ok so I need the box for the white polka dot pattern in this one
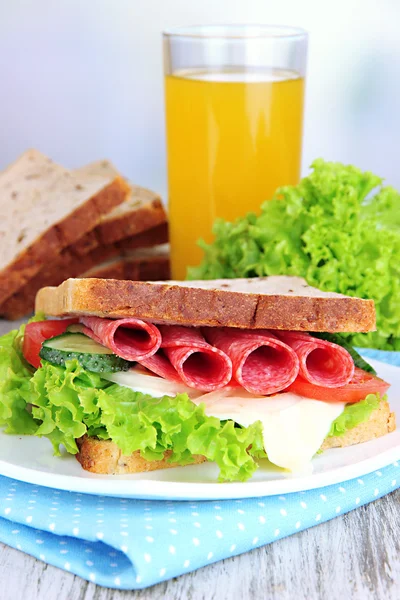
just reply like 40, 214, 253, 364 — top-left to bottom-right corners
0, 462, 397, 590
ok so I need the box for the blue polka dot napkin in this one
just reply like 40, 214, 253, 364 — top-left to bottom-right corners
0, 349, 398, 590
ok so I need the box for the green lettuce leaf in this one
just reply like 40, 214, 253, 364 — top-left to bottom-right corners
26, 359, 264, 482
328, 393, 382, 437
0, 323, 264, 481
188, 160, 400, 350
0, 322, 387, 481
0, 327, 38, 434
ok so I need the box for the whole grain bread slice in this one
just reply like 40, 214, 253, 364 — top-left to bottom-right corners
0, 150, 130, 305
76, 437, 207, 475
35, 275, 376, 332
75, 401, 395, 474
0, 227, 169, 320
321, 400, 396, 449
72, 161, 167, 253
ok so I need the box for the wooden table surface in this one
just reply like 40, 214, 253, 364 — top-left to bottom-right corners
0, 320, 399, 600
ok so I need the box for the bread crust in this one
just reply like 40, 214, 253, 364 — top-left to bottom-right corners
83, 253, 170, 282
75, 403, 395, 475
76, 436, 207, 475
35, 276, 376, 332
97, 198, 167, 245
72, 199, 167, 255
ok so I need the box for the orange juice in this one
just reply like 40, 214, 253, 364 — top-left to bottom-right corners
165, 68, 305, 279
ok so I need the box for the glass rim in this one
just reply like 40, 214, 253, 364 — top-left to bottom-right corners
163, 24, 308, 40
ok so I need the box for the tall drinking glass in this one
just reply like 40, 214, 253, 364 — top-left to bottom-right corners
163, 25, 308, 279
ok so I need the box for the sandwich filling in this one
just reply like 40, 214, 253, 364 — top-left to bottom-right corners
0, 314, 391, 481
78, 317, 357, 394
105, 369, 346, 473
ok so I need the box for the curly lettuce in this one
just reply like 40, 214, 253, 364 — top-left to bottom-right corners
188, 159, 400, 350
0, 328, 38, 434
29, 360, 266, 482
0, 325, 387, 481
0, 324, 265, 481
328, 393, 381, 437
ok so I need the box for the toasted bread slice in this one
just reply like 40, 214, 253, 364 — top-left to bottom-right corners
75, 401, 395, 475
35, 276, 376, 332
117, 223, 168, 254
0, 150, 130, 305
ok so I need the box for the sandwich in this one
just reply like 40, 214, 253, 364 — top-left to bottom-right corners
0, 276, 395, 482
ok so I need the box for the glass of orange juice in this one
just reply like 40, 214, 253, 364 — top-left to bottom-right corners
163, 25, 308, 279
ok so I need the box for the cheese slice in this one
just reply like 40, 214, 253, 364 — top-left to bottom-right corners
106, 368, 345, 472
104, 367, 203, 399
192, 389, 345, 472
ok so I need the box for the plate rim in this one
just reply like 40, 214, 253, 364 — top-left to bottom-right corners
0, 357, 398, 500
0, 437, 398, 500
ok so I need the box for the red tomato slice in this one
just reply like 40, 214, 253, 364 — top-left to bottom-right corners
22, 319, 78, 369
288, 367, 390, 404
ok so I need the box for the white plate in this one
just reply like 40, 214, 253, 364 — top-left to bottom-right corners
0, 358, 399, 500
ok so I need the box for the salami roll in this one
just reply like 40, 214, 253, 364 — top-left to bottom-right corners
203, 328, 300, 395
79, 316, 161, 361
140, 325, 232, 391
275, 331, 355, 388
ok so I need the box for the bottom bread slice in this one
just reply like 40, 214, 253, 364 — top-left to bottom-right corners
76, 436, 207, 474
321, 400, 395, 449
76, 401, 396, 475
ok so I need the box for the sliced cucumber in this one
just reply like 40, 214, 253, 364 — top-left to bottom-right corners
39, 332, 131, 373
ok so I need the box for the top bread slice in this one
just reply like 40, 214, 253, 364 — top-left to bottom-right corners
0, 150, 130, 305
35, 275, 376, 332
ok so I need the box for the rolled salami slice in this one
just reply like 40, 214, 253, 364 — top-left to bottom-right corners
138, 352, 182, 384
275, 331, 355, 388
203, 328, 300, 395
79, 316, 161, 362
141, 325, 232, 391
